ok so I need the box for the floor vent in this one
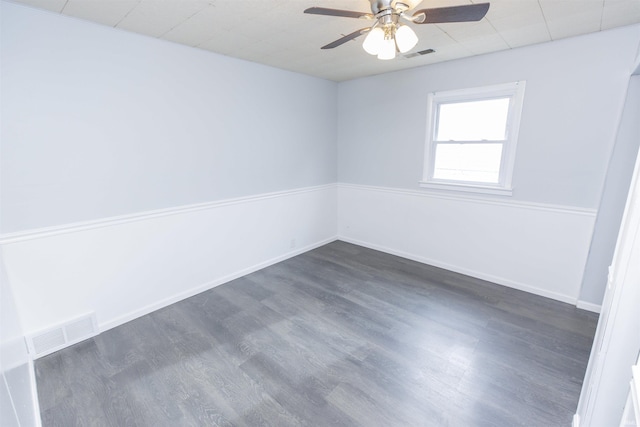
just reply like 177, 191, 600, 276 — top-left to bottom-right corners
27, 313, 98, 359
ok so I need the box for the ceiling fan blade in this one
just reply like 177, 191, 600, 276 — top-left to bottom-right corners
321, 28, 370, 49
304, 7, 373, 20
412, 3, 490, 24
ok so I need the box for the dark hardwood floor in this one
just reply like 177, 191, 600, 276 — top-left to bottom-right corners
35, 241, 598, 426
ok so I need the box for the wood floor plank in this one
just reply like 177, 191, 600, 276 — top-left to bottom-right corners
35, 241, 598, 426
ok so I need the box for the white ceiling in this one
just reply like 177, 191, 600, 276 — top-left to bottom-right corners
9, 0, 640, 81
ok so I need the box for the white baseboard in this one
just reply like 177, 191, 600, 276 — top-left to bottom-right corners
99, 236, 338, 333
576, 300, 602, 313
338, 236, 578, 306
573, 413, 580, 427
98, 236, 599, 334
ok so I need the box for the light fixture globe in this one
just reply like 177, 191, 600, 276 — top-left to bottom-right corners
363, 27, 385, 55
395, 24, 418, 53
377, 37, 396, 60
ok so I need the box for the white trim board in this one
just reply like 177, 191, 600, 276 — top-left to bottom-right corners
576, 300, 602, 314
338, 182, 597, 217
0, 184, 336, 245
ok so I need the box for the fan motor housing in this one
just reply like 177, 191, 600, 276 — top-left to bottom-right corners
369, 0, 421, 14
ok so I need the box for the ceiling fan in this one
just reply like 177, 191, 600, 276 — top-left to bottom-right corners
304, 0, 490, 60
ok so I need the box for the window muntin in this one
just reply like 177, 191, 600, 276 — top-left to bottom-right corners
421, 81, 525, 196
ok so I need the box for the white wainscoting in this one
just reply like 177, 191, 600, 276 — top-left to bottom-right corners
338, 183, 597, 305
1, 185, 338, 341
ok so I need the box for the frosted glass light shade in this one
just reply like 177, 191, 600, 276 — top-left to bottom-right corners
377, 38, 396, 60
395, 25, 418, 53
363, 27, 385, 55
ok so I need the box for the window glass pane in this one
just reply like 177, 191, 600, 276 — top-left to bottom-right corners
433, 143, 503, 183
436, 98, 510, 141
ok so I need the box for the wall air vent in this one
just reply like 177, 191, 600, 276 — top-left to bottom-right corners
26, 313, 98, 359
404, 48, 435, 59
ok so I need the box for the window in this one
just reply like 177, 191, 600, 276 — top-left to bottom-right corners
420, 81, 526, 196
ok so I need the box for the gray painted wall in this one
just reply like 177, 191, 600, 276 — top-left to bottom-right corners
337, 25, 640, 209
1, 2, 338, 233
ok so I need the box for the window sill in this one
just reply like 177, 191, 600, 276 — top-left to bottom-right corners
418, 181, 513, 196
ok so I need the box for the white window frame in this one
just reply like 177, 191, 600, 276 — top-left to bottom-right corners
420, 81, 526, 196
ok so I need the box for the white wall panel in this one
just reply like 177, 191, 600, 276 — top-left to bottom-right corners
338, 184, 596, 304
2, 185, 337, 337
